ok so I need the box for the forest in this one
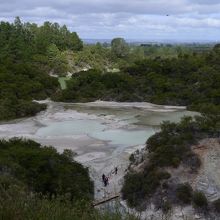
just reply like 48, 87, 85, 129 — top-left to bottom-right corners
58, 45, 220, 115
0, 17, 82, 120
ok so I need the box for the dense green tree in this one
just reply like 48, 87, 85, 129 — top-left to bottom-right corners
111, 38, 129, 58
176, 183, 193, 204
57, 69, 138, 102
193, 191, 208, 208
47, 44, 68, 75
0, 138, 93, 201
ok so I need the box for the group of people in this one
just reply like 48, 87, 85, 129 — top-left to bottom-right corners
102, 167, 118, 187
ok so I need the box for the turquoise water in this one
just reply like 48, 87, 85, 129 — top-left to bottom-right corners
36, 120, 106, 136
90, 127, 157, 146
36, 119, 152, 146
36, 105, 198, 147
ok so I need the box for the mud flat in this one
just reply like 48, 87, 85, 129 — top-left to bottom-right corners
0, 101, 198, 200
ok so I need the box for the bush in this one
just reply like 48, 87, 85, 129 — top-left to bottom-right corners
0, 138, 94, 202
213, 199, 220, 213
0, 185, 138, 220
161, 201, 172, 213
193, 191, 208, 208
129, 154, 135, 163
122, 168, 171, 209
176, 183, 193, 204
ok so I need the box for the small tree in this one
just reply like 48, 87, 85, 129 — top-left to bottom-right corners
193, 191, 208, 208
62, 149, 77, 161
176, 183, 193, 204
161, 200, 172, 213
47, 44, 68, 75
111, 38, 129, 58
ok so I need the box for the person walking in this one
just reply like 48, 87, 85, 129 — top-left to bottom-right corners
102, 174, 106, 182
104, 176, 109, 187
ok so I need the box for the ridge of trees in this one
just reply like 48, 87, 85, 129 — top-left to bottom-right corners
57, 45, 220, 114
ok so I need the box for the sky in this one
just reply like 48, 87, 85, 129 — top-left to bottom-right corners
1, 0, 220, 42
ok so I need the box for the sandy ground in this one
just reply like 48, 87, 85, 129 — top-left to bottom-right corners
193, 139, 220, 202
77, 101, 186, 111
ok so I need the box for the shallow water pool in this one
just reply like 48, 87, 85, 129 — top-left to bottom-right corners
36, 120, 106, 136
90, 127, 157, 146
35, 103, 198, 148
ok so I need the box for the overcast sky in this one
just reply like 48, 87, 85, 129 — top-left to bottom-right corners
1, 0, 220, 41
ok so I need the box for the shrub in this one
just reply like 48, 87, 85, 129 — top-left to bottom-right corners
0, 138, 94, 202
176, 183, 193, 204
171, 157, 180, 168
161, 201, 172, 213
129, 154, 135, 163
122, 168, 171, 209
0, 185, 138, 220
213, 199, 220, 213
193, 191, 208, 208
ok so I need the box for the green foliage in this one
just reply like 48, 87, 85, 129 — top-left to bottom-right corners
71, 44, 113, 72
176, 183, 193, 204
0, 139, 139, 219
0, 138, 94, 201
192, 191, 208, 208
122, 112, 219, 210
1, 17, 220, 216
129, 154, 135, 163
57, 69, 137, 102
161, 201, 172, 213
47, 44, 68, 75
111, 38, 129, 58
33, 22, 83, 53
137, 43, 207, 59
58, 46, 220, 212
0, 63, 58, 120
0, 184, 138, 220
213, 199, 220, 213
146, 116, 202, 169
59, 46, 220, 113
0, 17, 83, 120
122, 168, 171, 208
62, 149, 77, 160
0, 100, 47, 120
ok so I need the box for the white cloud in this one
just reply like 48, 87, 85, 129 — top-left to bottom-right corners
0, 0, 220, 41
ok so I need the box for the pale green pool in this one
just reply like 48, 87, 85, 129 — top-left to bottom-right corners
36, 120, 106, 136
90, 128, 157, 146
35, 104, 198, 148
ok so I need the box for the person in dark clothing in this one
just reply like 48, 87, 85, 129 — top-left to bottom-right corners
102, 174, 106, 182
104, 176, 109, 187
115, 167, 118, 175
